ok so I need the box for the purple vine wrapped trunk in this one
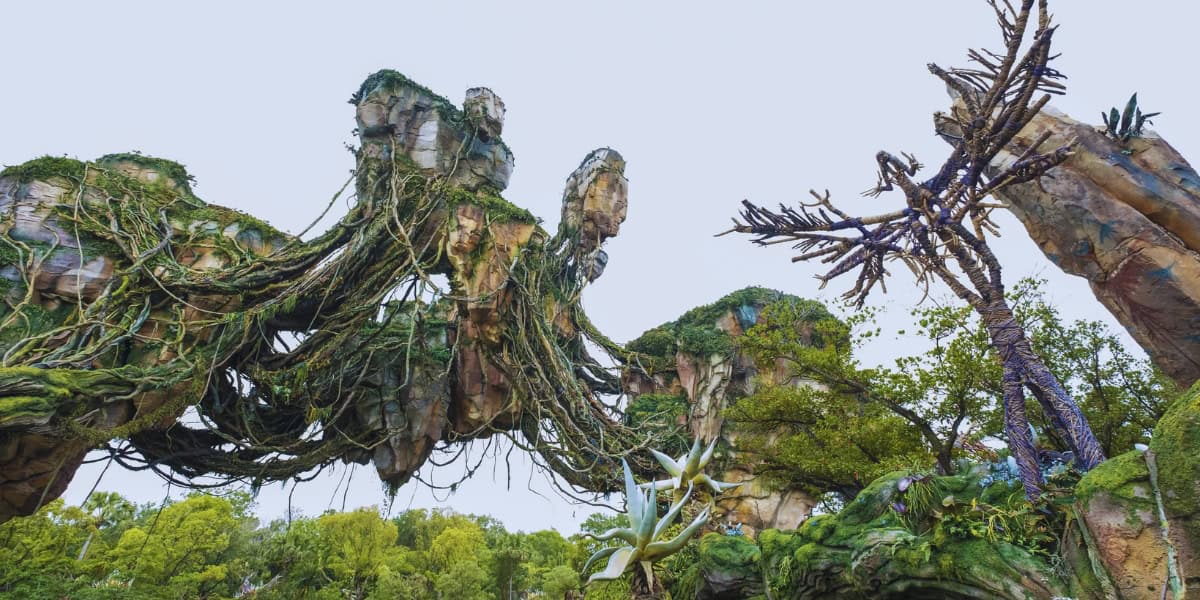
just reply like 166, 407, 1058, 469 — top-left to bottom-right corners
725, 0, 1106, 499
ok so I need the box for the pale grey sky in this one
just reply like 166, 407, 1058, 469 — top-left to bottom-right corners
3, 1, 1198, 534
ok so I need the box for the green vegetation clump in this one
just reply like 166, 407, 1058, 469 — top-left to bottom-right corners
1147, 381, 1200, 547
624, 327, 674, 357
1074, 450, 1150, 509
0, 155, 87, 183
626, 286, 831, 361
96, 152, 196, 194
0, 491, 591, 600
445, 186, 537, 224
745, 468, 1094, 598
696, 532, 760, 576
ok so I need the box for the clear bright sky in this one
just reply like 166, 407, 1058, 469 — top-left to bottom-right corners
3, 1, 1198, 534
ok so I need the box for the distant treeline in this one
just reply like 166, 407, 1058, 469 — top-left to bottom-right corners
0, 489, 634, 599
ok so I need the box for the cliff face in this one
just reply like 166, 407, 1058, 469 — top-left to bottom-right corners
623, 287, 828, 537
938, 102, 1200, 389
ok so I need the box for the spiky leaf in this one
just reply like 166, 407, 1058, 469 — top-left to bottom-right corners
581, 546, 619, 576
643, 509, 710, 561
653, 483, 694, 538
1120, 93, 1138, 136
588, 546, 636, 582
649, 448, 683, 478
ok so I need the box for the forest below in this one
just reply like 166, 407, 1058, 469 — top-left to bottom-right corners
0, 487, 623, 600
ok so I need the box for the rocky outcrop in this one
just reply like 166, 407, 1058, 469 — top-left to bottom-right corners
938, 102, 1200, 389
0, 153, 288, 521
1074, 452, 1174, 599
0, 72, 634, 521
355, 71, 513, 191
624, 288, 824, 536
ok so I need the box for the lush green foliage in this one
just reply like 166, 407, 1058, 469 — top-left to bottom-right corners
729, 279, 1172, 501
623, 393, 690, 458
579, 460, 710, 592
0, 492, 592, 600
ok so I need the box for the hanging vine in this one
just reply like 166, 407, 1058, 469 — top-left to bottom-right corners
0, 71, 663, 519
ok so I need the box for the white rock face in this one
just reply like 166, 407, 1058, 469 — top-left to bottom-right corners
464, 87, 505, 140
355, 71, 514, 191
559, 148, 628, 280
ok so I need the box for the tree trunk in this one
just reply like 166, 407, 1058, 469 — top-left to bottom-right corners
1002, 362, 1044, 499
981, 299, 1106, 484
629, 563, 666, 600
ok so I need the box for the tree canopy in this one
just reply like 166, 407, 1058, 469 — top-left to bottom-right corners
0, 491, 601, 600
729, 279, 1172, 502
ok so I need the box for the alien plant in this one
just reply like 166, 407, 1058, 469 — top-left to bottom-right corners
724, 0, 1106, 499
1101, 93, 1160, 144
642, 437, 738, 506
582, 459, 710, 599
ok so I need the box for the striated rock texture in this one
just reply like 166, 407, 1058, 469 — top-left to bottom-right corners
938, 102, 1200, 388
624, 287, 826, 536
0, 154, 289, 519
0, 71, 642, 522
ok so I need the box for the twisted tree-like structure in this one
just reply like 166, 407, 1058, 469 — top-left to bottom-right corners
0, 72, 662, 521
726, 0, 1104, 499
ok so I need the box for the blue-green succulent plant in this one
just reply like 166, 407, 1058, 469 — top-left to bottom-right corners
643, 437, 739, 503
582, 459, 710, 587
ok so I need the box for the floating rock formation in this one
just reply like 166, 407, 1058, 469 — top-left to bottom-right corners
938, 101, 1200, 389
624, 287, 830, 536
0, 71, 644, 522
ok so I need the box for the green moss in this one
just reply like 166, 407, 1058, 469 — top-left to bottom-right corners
445, 186, 536, 224
799, 514, 838, 542
1074, 450, 1150, 509
1149, 382, 1200, 516
0, 156, 87, 183
757, 529, 799, 557
626, 287, 832, 361
697, 532, 761, 572
0, 395, 57, 425
625, 327, 674, 356
1147, 382, 1200, 553
791, 542, 820, 566
96, 153, 195, 195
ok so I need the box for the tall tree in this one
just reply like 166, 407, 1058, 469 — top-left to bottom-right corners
730, 280, 1170, 501
726, 0, 1103, 498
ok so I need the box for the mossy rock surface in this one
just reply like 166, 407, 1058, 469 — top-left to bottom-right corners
691, 533, 763, 599
737, 470, 1097, 599
626, 286, 833, 361
1148, 381, 1200, 582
